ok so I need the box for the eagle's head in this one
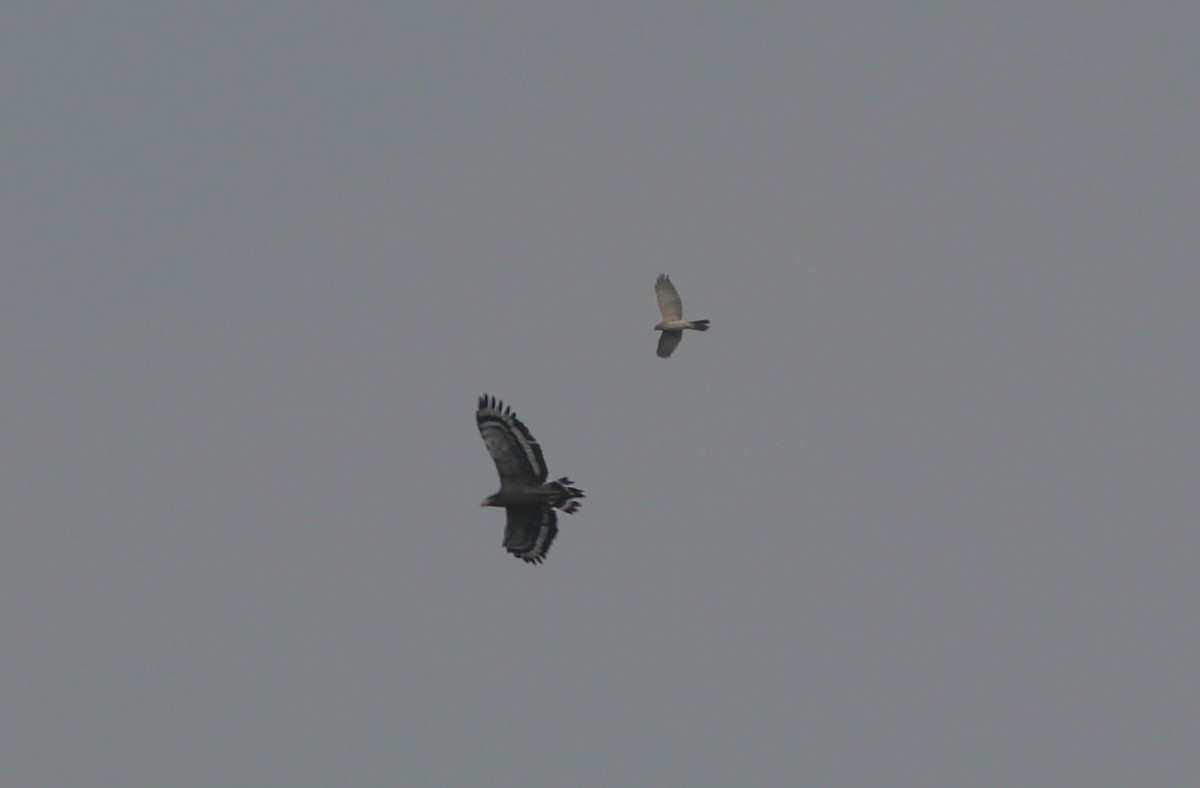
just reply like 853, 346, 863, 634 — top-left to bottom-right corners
480, 494, 499, 507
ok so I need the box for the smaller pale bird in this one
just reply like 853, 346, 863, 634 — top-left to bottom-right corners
654, 274, 710, 358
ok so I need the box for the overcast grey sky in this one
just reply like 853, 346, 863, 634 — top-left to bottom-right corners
3, 3, 1198, 786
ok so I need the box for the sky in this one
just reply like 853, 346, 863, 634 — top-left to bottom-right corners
2, 3, 1198, 786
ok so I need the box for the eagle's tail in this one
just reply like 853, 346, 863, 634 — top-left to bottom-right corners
685, 319, 711, 331
550, 477, 585, 514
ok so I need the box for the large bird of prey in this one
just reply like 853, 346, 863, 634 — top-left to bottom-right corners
477, 395, 584, 564
654, 274, 710, 358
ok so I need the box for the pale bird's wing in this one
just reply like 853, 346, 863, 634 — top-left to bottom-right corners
655, 274, 683, 321
656, 330, 683, 358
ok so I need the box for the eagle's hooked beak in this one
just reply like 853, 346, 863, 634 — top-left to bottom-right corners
480, 496, 494, 507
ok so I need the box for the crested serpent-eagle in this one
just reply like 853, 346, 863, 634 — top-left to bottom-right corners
654, 274, 710, 358
477, 395, 584, 564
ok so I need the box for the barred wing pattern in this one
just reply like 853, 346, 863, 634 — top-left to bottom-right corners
477, 395, 583, 564
476, 395, 548, 486
503, 507, 558, 566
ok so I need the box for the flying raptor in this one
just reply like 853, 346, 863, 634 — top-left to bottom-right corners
476, 395, 584, 564
654, 274, 710, 358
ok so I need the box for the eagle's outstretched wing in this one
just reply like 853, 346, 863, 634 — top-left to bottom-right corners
476, 394, 548, 486
503, 506, 558, 564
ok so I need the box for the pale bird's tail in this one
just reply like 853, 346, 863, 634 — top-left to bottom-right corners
685, 320, 711, 331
